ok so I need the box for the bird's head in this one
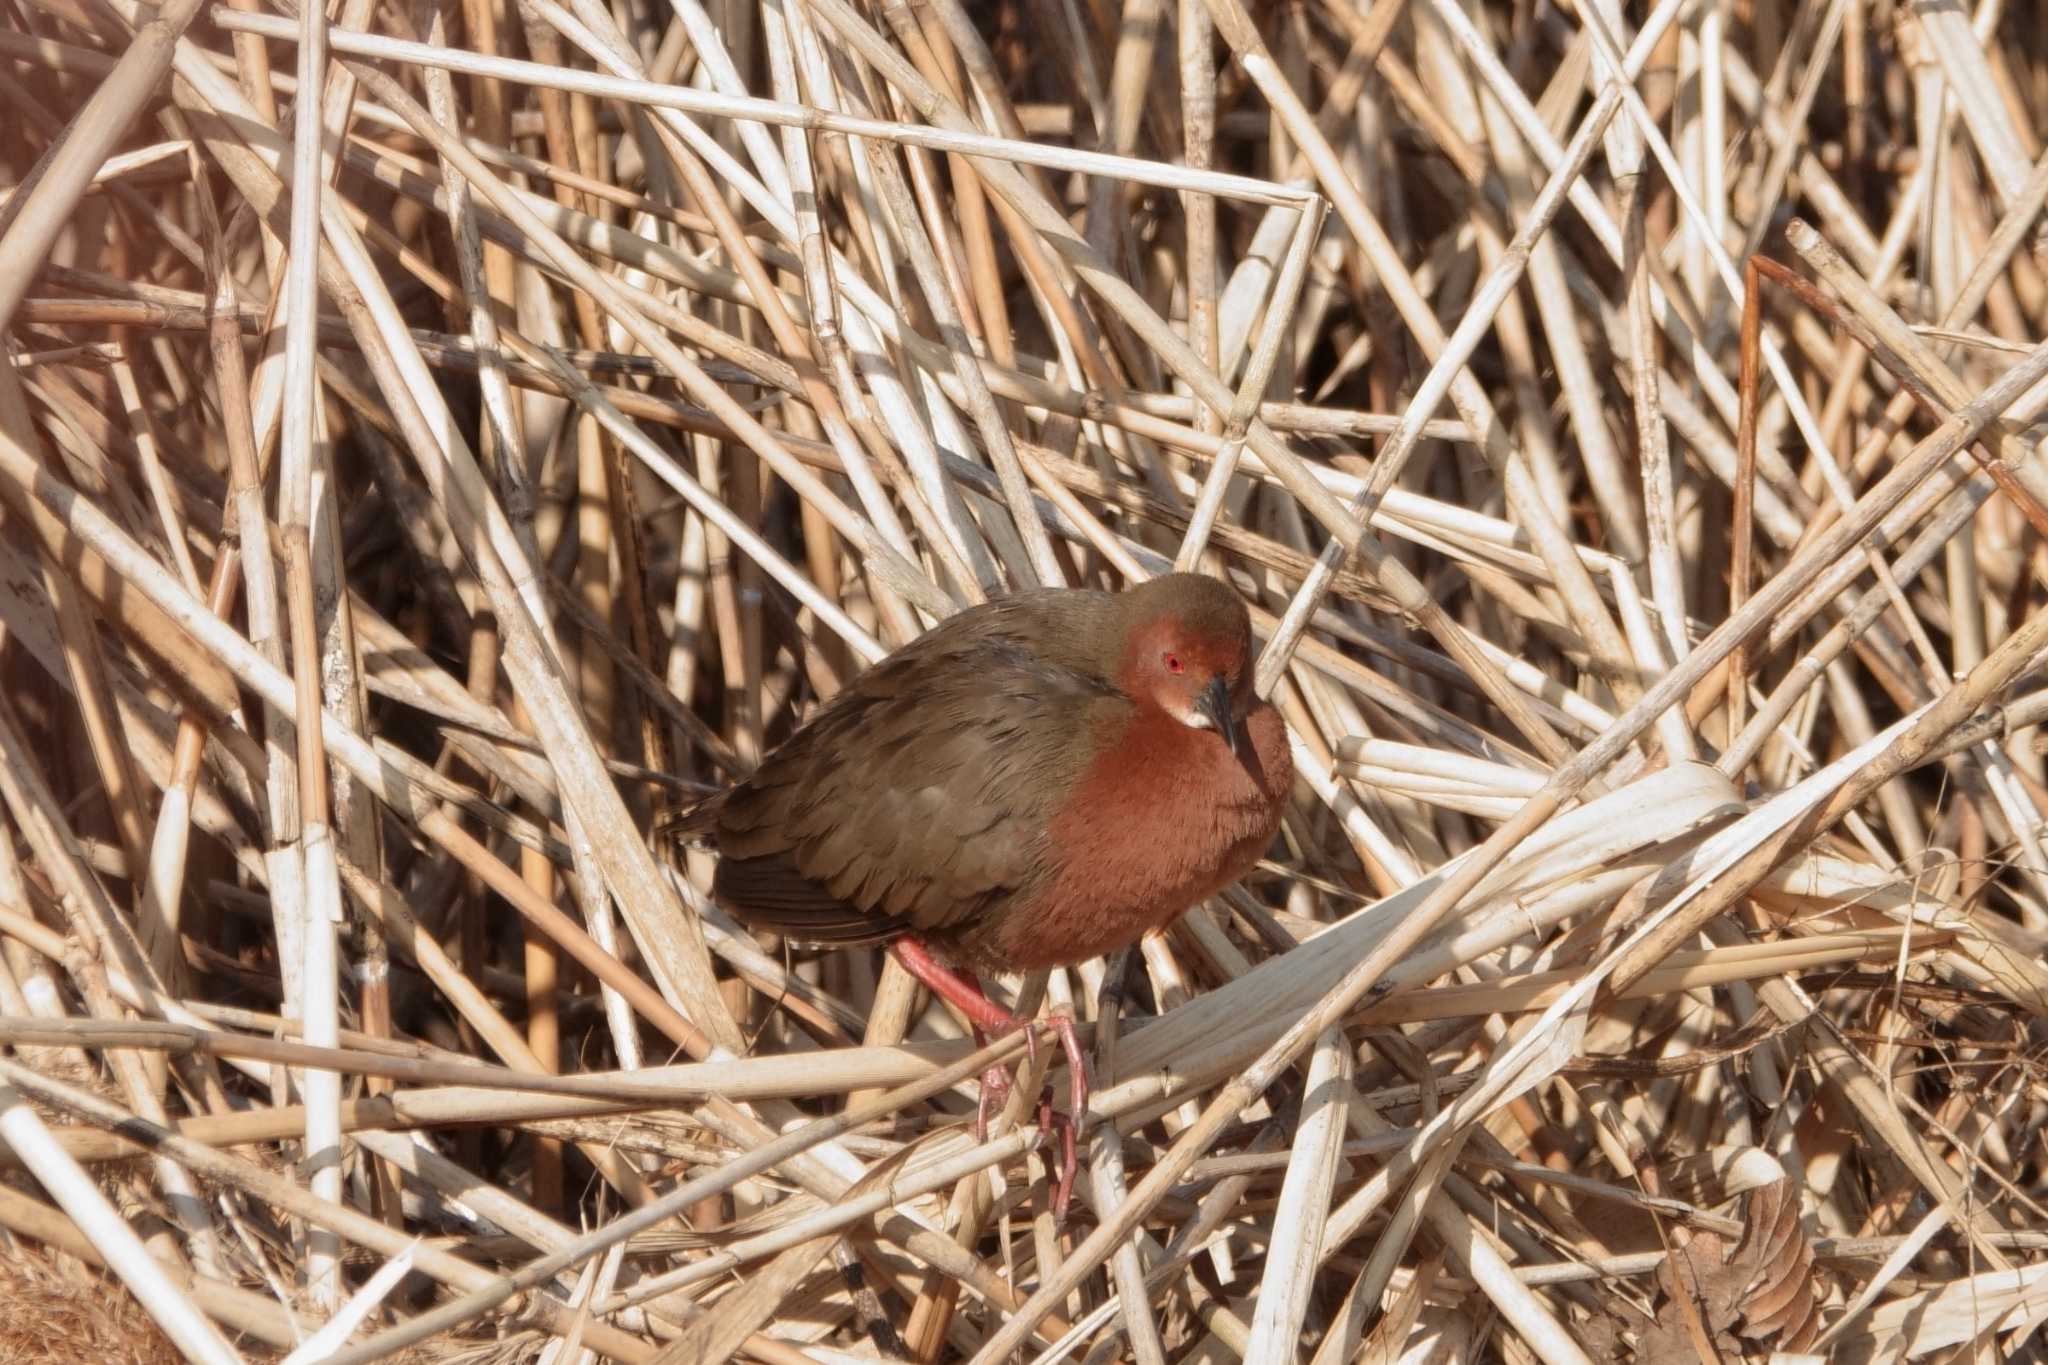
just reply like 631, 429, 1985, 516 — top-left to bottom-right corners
1111, 574, 1256, 756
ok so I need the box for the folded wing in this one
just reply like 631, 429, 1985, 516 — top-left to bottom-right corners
699, 594, 1125, 945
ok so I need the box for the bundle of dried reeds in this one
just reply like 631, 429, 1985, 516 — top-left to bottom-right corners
1, 0, 2047, 1358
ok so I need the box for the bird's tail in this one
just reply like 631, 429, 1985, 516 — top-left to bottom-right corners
653, 792, 721, 848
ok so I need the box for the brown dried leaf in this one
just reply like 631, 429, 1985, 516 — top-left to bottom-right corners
1634, 1230, 1742, 1358
1630, 1177, 1822, 1358
1578, 1311, 1623, 1361
1731, 1178, 1821, 1350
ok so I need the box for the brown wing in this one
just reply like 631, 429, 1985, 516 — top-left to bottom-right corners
699, 592, 1127, 946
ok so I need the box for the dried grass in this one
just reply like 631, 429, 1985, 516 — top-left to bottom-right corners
0, 1244, 183, 1365
0, 0, 2046, 1359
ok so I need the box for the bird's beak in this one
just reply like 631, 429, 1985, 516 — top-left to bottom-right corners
1198, 677, 1246, 757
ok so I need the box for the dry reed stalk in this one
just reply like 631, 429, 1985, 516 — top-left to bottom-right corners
1, 0, 2047, 1358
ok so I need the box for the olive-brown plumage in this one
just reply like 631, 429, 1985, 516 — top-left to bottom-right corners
671, 574, 1291, 1215
678, 573, 1292, 975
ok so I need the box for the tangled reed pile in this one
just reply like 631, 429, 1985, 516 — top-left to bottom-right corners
1, 0, 2047, 1358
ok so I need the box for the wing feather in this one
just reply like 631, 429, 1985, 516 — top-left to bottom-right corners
698, 593, 1127, 946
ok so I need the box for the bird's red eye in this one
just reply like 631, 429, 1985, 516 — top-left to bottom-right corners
1164, 652, 1184, 674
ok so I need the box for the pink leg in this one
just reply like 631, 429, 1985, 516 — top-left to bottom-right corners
891, 937, 1090, 1218
951, 967, 1023, 1140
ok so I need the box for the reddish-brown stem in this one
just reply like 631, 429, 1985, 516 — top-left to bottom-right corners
1751, 255, 2048, 542
1730, 254, 1764, 743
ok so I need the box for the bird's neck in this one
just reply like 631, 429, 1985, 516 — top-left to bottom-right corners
1081, 698, 1277, 809
1107, 700, 1219, 770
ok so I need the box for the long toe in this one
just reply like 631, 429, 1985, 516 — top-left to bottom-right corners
1050, 1011, 1092, 1120
1035, 1094, 1080, 1222
974, 1062, 1014, 1143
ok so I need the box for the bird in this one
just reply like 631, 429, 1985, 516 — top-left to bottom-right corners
667, 572, 1293, 1214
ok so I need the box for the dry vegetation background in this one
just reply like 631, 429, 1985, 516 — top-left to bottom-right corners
0, 0, 2046, 1358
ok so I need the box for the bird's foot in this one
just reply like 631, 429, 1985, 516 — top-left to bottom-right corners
968, 1011, 1091, 1221
886, 942, 1093, 1217
1037, 1088, 1081, 1222
1045, 1009, 1091, 1130
1042, 1010, 1089, 1221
